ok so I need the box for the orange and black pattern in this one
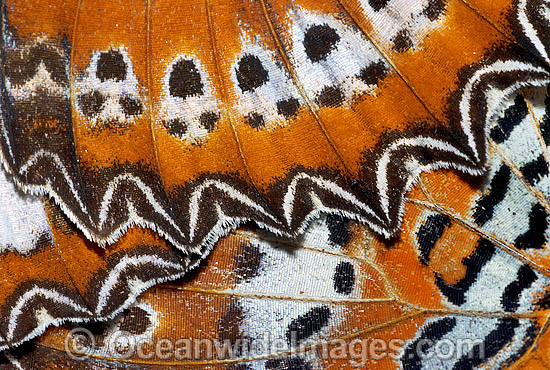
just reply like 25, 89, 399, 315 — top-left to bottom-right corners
2, 83, 550, 368
1, 0, 550, 255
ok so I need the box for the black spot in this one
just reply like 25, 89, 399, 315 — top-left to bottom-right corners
453, 318, 519, 369
358, 61, 387, 85
119, 95, 143, 116
392, 29, 413, 53
435, 239, 495, 306
334, 261, 355, 295
368, 0, 390, 11
416, 214, 451, 266
277, 97, 300, 118
169, 59, 204, 99
317, 85, 345, 107
246, 113, 265, 129
303, 24, 340, 63
402, 317, 457, 370
164, 119, 188, 137
265, 357, 312, 370
37, 46, 69, 85
236, 54, 269, 93
472, 165, 511, 226
218, 303, 245, 343
286, 306, 331, 345
326, 214, 352, 247
490, 94, 529, 143
199, 111, 219, 132
78, 91, 105, 118
514, 203, 548, 250
234, 243, 265, 283
5, 44, 68, 86
520, 155, 548, 185
118, 306, 151, 335
501, 265, 537, 312
96, 50, 127, 82
5, 49, 40, 86
35, 232, 52, 249
423, 0, 448, 21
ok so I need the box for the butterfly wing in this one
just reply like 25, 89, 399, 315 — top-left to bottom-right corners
2, 0, 550, 254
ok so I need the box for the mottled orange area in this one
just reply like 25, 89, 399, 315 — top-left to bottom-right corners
5, 0, 79, 39
465, 0, 515, 31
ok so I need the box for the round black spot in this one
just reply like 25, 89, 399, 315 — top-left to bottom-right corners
119, 95, 143, 116
303, 24, 340, 63
333, 261, 355, 295
236, 54, 269, 92
79, 91, 105, 117
368, 0, 390, 11
392, 29, 413, 53
276, 97, 300, 118
169, 59, 204, 99
317, 85, 344, 107
246, 112, 265, 129
199, 111, 219, 132
96, 50, 127, 82
164, 119, 188, 137
118, 306, 151, 335
358, 60, 387, 85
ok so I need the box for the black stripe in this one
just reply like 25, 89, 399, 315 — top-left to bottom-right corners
473, 165, 511, 226
540, 86, 550, 146
490, 94, 529, 143
435, 239, 496, 306
501, 265, 538, 312
286, 306, 331, 345
514, 203, 548, 250
452, 318, 520, 370
401, 317, 457, 370
417, 214, 452, 265
520, 155, 548, 185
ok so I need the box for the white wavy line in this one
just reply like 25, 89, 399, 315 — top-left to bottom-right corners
95, 255, 184, 315
18, 149, 88, 212
282, 173, 381, 226
376, 137, 470, 217
518, 0, 550, 64
7, 287, 91, 340
459, 60, 548, 161
188, 180, 277, 242
98, 174, 182, 235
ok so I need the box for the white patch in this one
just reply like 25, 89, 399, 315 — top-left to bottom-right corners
230, 32, 303, 129
0, 168, 52, 254
287, 7, 389, 106
158, 54, 220, 143
357, 0, 447, 52
225, 221, 363, 361
74, 47, 143, 128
